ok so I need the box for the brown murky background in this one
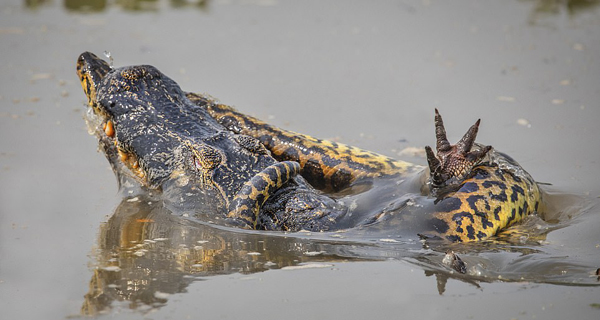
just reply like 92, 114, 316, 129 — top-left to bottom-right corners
1, 0, 600, 319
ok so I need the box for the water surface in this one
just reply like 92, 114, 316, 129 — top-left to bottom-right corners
1, 0, 599, 319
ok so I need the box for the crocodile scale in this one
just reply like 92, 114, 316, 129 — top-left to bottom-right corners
77, 52, 542, 242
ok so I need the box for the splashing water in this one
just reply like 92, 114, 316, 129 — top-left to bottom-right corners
103, 50, 114, 69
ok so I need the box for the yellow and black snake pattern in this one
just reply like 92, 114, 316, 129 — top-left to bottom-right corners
77, 51, 542, 241
186, 93, 543, 242
186, 93, 418, 192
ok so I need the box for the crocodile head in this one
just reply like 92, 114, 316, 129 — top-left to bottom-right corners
76, 52, 344, 230
76, 52, 277, 207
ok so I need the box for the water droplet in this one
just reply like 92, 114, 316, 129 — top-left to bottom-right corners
103, 50, 114, 68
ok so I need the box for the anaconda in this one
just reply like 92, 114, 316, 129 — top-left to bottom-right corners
77, 51, 542, 242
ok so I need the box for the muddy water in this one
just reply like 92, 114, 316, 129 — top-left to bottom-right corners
1, 0, 599, 319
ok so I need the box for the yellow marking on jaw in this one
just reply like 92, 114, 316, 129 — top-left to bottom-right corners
80, 63, 152, 187
78, 74, 96, 105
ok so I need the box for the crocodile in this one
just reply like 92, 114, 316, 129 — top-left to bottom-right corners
77, 52, 344, 232
77, 51, 542, 242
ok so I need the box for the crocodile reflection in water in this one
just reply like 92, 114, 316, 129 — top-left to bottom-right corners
81, 196, 371, 315
81, 194, 595, 315
81, 196, 491, 315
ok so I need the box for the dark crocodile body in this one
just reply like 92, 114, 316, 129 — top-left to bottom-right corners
77, 52, 344, 231
77, 52, 543, 241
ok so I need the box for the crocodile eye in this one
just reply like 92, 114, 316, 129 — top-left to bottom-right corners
192, 145, 223, 170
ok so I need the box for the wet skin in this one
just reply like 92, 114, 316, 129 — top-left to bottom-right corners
77, 52, 344, 232
77, 51, 542, 241
187, 95, 543, 242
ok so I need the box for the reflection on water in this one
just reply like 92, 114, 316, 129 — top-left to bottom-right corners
65, 0, 107, 12
81, 190, 599, 316
25, 0, 209, 12
23, 0, 600, 17
81, 195, 368, 315
523, 0, 600, 15
24, 0, 52, 10
520, 0, 600, 24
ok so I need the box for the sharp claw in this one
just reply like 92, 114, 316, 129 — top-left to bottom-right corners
425, 146, 440, 172
456, 119, 480, 154
428, 110, 491, 186
434, 109, 451, 152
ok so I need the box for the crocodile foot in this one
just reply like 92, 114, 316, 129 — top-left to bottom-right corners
425, 109, 492, 187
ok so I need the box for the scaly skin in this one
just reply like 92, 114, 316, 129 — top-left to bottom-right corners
186, 93, 419, 192
77, 52, 542, 241
429, 165, 541, 241
186, 93, 542, 242
77, 52, 344, 232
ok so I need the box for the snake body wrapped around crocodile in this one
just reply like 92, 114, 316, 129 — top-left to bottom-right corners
77, 52, 542, 242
